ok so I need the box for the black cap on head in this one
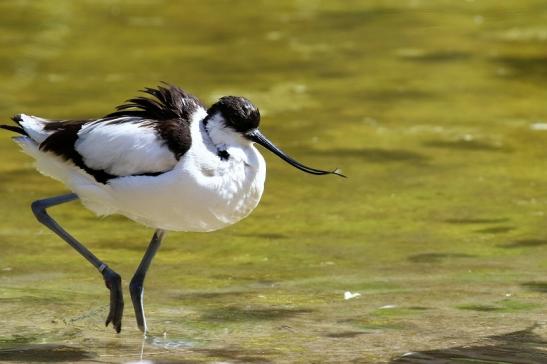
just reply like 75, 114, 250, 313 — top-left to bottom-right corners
206, 95, 344, 178
207, 96, 260, 132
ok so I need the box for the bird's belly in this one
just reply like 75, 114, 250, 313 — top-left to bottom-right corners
97, 167, 265, 232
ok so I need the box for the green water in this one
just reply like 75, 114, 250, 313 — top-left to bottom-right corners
1, 0, 547, 362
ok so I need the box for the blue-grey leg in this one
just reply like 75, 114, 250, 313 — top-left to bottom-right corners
130, 229, 165, 333
31, 193, 124, 333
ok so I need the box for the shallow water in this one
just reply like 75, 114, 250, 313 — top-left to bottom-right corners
1, 0, 547, 363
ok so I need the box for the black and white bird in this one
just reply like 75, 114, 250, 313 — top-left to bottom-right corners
1, 84, 343, 333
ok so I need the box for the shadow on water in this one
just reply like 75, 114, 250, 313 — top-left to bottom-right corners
498, 239, 547, 249
399, 50, 473, 63
493, 55, 547, 82
390, 325, 547, 363
444, 218, 510, 224
522, 282, 547, 293
474, 226, 515, 234
423, 140, 511, 153
407, 253, 475, 263
0, 344, 96, 362
457, 304, 503, 312
201, 306, 313, 322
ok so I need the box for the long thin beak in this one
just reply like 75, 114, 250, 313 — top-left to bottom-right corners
246, 129, 345, 177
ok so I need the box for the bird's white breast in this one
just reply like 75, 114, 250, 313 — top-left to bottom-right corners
90, 114, 266, 232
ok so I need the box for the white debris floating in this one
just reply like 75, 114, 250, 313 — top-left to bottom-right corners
344, 291, 361, 300
530, 123, 547, 131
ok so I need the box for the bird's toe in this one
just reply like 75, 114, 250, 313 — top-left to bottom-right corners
103, 268, 124, 333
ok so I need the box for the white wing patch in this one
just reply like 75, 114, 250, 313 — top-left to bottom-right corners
75, 119, 178, 176
18, 114, 52, 143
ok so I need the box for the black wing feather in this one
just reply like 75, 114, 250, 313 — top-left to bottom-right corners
105, 83, 204, 121
8, 84, 204, 184
1, 114, 28, 135
0, 124, 26, 135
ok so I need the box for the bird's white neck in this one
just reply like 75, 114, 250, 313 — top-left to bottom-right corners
203, 113, 252, 155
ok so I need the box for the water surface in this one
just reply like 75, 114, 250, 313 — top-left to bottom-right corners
1, 0, 547, 362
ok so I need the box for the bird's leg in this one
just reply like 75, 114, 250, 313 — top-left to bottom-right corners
130, 229, 165, 333
31, 193, 124, 333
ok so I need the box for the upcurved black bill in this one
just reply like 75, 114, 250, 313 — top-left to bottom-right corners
246, 129, 345, 177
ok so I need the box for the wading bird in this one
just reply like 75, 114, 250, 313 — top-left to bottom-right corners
1, 84, 343, 333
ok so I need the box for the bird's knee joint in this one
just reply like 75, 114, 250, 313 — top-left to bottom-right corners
110, 273, 121, 284
129, 283, 142, 296
31, 200, 48, 222
129, 276, 144, 293
103, 268, 121, 284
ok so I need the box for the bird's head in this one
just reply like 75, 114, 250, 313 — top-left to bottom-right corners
205, 96, 344, 177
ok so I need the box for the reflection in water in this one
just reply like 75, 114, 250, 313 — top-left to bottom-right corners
125, 335, 195, 364
390, 325, 547, 363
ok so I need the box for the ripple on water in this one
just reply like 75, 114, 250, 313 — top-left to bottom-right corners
147, 335, 194, 350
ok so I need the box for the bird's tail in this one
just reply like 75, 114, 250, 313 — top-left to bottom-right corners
2, 114, 53, 143
1, 115, 28, 136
